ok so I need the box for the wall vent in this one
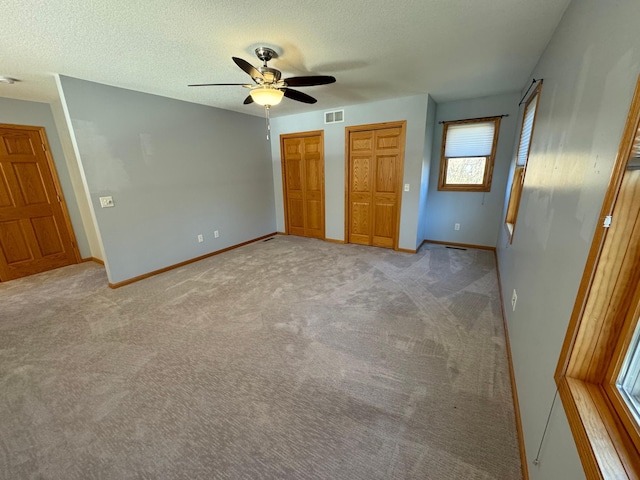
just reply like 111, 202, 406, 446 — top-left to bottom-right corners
324, 110, 344, 124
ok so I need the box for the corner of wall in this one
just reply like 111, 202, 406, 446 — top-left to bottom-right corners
418, 96, 438, 245
53, 75, 107, 265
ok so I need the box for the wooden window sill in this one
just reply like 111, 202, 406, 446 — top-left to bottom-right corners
557, 376, 640, 479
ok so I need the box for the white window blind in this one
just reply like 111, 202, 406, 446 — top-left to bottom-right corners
517, 93, 539, 165
444, 121, 496, 157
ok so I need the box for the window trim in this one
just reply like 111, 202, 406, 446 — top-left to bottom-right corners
556, 74, 640, 480
437, 116, 501, 192
604, 285, 640, 457
505, 166, 525, 237
505, 82, 543, 242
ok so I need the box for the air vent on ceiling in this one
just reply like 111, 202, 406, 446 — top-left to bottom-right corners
324, 109, 344, 124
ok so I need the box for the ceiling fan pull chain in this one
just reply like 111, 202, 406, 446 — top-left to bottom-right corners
265, 105, 271, 140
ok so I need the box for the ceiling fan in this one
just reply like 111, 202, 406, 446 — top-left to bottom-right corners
188, 47, 336, 108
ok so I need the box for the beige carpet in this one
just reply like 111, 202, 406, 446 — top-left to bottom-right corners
0, 236, 521, 479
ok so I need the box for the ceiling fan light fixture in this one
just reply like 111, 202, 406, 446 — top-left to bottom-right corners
250, 87, 284, 106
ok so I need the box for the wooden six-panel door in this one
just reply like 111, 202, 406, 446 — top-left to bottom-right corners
281, 131, 325, 239
346, 122, 406, 249
0, 124, 79, 281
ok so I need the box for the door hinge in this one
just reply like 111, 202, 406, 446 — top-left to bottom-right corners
603, 215, 612, 228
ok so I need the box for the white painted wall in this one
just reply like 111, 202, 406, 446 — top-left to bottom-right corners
497, 0, 640, 478
0, 97, 93, 259
424, 93, 520, 247
269, 95, 431, 250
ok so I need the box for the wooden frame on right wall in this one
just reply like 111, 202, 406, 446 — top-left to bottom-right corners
556, 74, 640, 480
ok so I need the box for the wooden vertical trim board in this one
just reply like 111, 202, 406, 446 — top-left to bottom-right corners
572, 171, 640, 383
494, 250, 530, 480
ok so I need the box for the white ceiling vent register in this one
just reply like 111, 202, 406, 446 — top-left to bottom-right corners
324, 110, 344, 124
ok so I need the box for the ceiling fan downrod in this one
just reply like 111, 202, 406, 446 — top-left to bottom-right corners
255, 47, 277, 66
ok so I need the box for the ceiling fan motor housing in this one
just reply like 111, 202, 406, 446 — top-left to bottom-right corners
258, 67, 281, 84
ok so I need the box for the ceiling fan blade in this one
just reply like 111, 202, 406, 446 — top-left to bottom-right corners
284, 75, 336, 87
232, 57, 264, 82
188, 83, 251, 87
283, 88, 317, 104
243, 95, 254, 105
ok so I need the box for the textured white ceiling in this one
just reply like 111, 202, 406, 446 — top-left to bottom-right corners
0, 0, 570, 117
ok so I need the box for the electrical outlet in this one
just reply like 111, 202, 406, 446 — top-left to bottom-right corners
197, 234, 203, 243
404, 184, 410, 192
214, 230, 219, 238
454, 223, 460, 231
99, 196, 114, 208
512, 289, 518, 311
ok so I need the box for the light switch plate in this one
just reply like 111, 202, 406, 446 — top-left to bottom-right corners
99, 196, 114, 208
404, 184, 410, 192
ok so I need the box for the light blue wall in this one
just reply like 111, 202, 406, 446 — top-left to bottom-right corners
417, 95, 437, 245
424, 93, 520, 247
497, 0, 640, 478
269, 95, 431, 250
59, 76, 275, 284
0, 97, 91, 258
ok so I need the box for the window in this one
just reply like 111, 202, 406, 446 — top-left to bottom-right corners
556, 75, 640, 479
505, 82, 542, 241
438, 117, 501, 192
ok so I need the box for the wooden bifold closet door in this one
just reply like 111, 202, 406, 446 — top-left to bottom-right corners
346, 121, 406, 249
281, 131, 325, 239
